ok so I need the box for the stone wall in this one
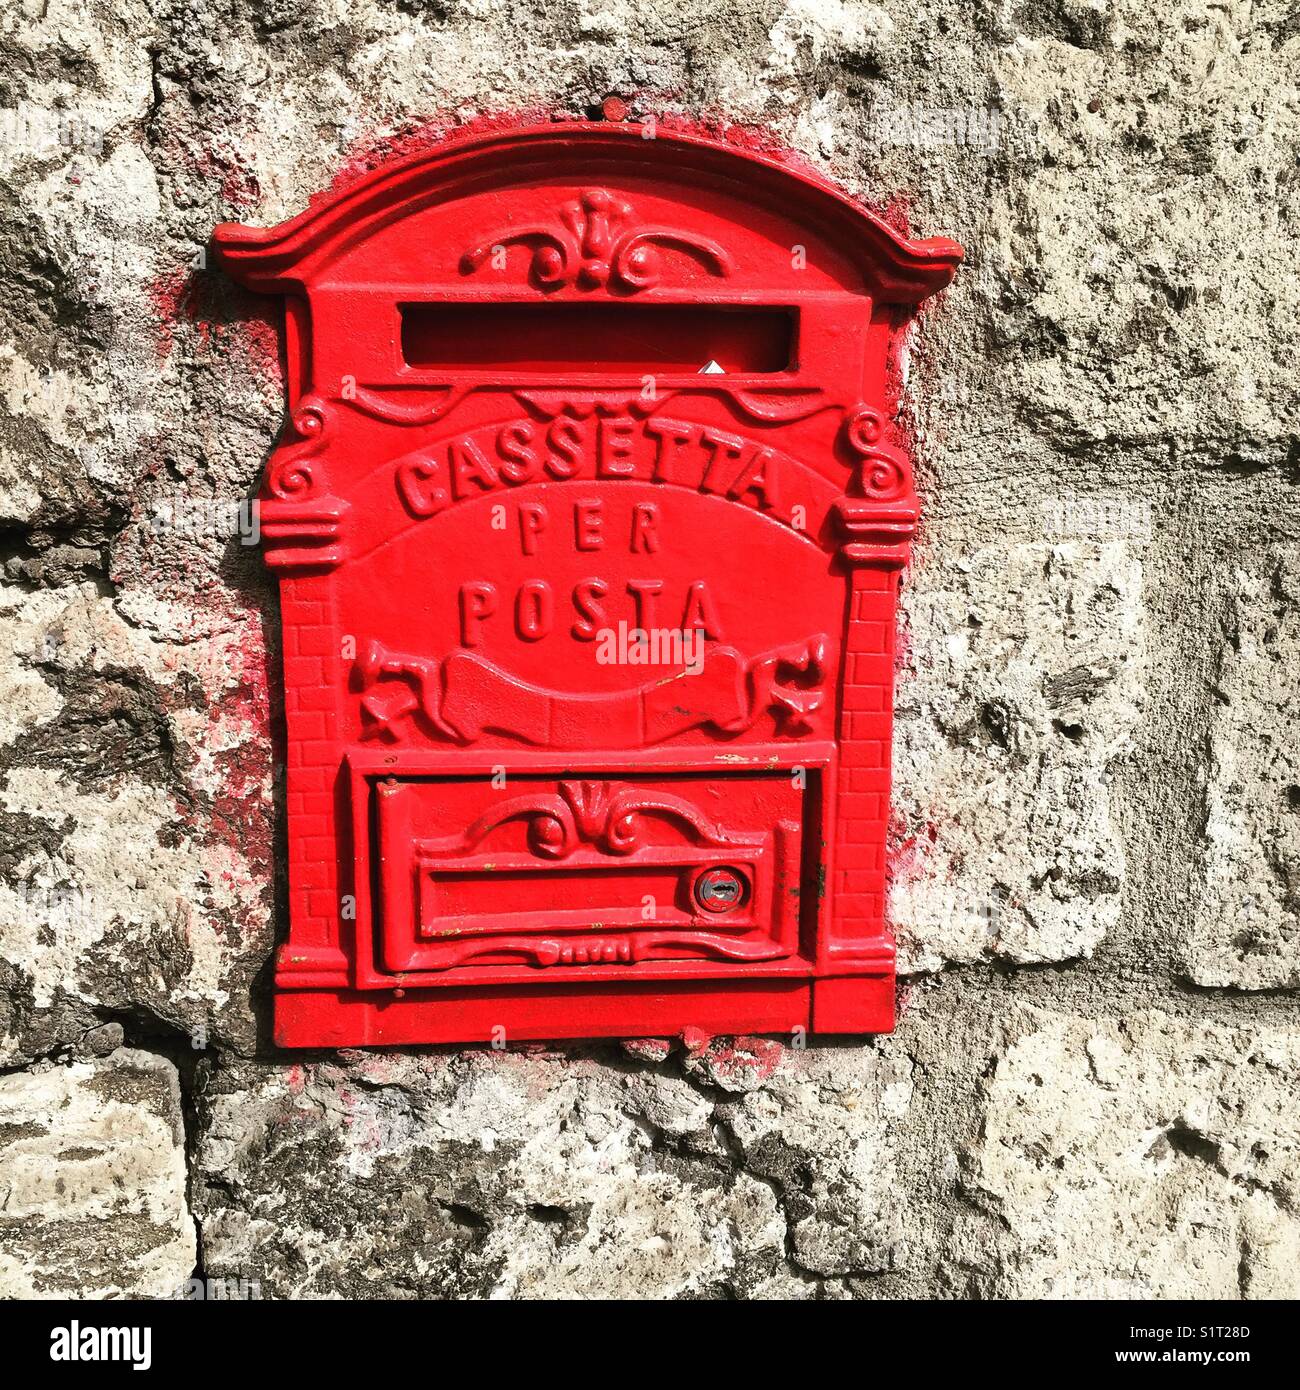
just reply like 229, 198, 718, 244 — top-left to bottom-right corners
1, 0, 1296, 1298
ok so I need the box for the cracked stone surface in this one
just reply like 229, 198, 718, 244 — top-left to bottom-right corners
0, 579, 274, 1063
0, 0, 1297, 1298
958, 1006, 1300, 1299
192, 1041, 911, 1297
1186, 548, 1300, 990
0, 1047, 196, 1298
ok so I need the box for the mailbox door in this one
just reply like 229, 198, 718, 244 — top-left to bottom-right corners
373, 772, 809, 973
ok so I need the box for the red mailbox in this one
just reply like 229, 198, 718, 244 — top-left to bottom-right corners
214, 123, 961, 1047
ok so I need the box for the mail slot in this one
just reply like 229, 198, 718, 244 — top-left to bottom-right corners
213, 123, 962, 1047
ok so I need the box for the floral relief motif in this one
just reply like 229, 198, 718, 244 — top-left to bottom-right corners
424, 779, 751, 861
460, 188, 733, 292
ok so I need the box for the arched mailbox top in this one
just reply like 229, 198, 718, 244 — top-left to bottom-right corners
213, 122, 963, 305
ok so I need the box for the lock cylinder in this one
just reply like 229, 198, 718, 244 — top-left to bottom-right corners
694, 866, 749, 913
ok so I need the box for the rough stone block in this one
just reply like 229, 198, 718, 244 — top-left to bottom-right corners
0, 1049, 196, 1298
961, 1006, 1300, 1299
194, 1043, 911, 1297
891, 540, 1144, 972
0, 581, 274, 1063
1186, 549, 1300, 989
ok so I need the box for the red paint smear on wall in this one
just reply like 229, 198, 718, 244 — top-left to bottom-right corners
696, 1035, 787, 1087
136, 578, 277, 947
321, 106, 556, 202
149, 265, 282, 372
166, 136, 264, 214
887, 813, 940, 891
148, 267, 195, 360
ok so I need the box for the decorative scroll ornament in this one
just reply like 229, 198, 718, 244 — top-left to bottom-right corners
727, 388, 833, 424
514, 386, 836, 427
410, 930, 787, 971
266, 395, 335, 501
422, 779, 750, 861
461, 188, 733, 292
512, 388, 678, 420
841, 403, 910, 499
345, 384, 471, 428
267, 386, 472, 509
258, 394, 351, 571
354, 634, 828, 747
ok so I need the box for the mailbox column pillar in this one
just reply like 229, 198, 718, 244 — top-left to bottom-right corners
281, 577, 344, 958
259, 397, 351, 989
836, 565, 900, 938
820, 413, 918, 1031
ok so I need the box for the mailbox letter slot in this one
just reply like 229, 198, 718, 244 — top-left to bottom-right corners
400, 303, 797, 375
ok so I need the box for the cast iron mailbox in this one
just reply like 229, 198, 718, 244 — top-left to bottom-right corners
214, 123, 962, 1048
